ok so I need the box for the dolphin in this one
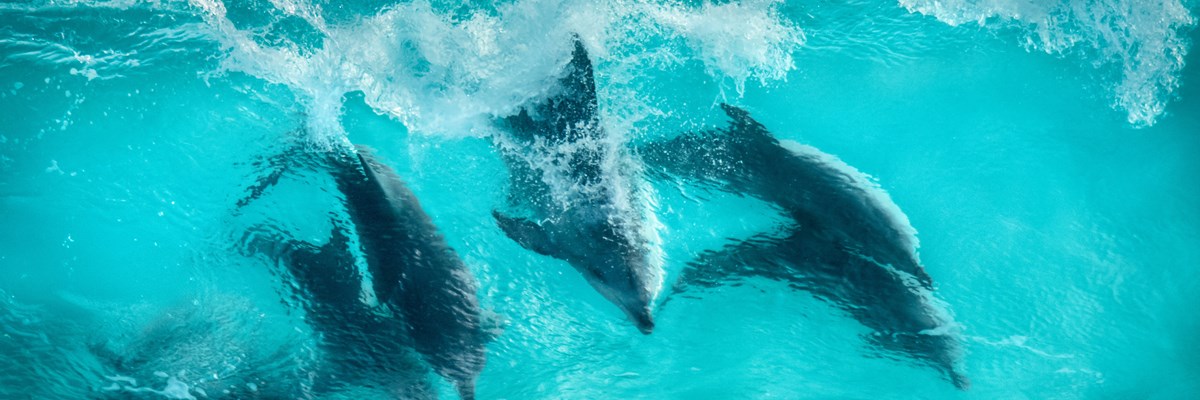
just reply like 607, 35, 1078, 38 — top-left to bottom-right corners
326, 145, 489, 400
491, 38, 663, 334
641, 104, 969, 389
238, 143, 490, 399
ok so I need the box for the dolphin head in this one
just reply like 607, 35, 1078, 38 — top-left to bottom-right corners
628, 304, 656, 335
577, 255, 657, 335
594, 276, 655, 335
568, 219, 659, 334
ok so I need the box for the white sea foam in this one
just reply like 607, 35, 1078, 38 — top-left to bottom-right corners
644, 0, 804, 94
187, 0, 804, 141
899, 0, 1195, 127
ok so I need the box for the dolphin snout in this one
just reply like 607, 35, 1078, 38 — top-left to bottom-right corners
631, 307, 655, 335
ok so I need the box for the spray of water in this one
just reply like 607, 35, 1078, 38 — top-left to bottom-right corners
184, 0, 803, 143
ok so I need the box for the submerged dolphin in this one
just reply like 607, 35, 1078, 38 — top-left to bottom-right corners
641, 105, 969, 389
239, 143, 490, 399
328, 145, 489, 400
491, 38, 663, 334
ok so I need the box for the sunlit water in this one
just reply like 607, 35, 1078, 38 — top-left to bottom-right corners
2, 0, 1198, 398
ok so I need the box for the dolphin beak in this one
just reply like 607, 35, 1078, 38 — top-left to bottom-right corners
632, 308, 655, 335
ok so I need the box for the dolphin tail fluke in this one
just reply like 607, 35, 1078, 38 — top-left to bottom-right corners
493, 210, 558, 258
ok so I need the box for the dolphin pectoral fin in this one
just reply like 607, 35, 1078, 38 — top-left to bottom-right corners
493, 210, 558, 258
235, 159, 288, 209
295, 222, 365, 310
320, 220, 353, 255
455, 378, 477, 400
239, 225, 345, 304
243, 221, 363, 315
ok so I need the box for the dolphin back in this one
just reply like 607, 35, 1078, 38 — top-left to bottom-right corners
639, 104, 777, 187
330, 145, 490, 398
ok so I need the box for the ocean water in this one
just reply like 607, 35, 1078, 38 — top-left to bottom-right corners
1, 0, 1198, 398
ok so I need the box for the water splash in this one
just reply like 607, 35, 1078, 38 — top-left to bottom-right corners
644, 0, 804, 95
899, 0, 1195, 127
186, 0, 804, 142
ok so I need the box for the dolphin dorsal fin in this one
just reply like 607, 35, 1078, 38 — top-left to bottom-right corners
560, 37, 598, 109
638, 104, 781, 188
500, 36, 600, 142
718, 103, 778, 146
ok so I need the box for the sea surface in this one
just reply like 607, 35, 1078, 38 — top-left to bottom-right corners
2, 0, 1199, 399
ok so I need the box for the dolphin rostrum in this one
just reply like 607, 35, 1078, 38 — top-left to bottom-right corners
641, 104, 969, 389
491, 38, 664, 334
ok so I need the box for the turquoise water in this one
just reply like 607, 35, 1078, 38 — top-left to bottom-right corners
2, 0, 1199, 398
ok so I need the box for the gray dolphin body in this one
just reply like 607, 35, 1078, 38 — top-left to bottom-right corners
327, 146, 488, 400
641, 105, 969, 389
492, 39, 663, 334
241, 144, 488, 399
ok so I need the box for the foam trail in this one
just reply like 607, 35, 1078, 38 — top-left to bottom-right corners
899, 0, 1195, 127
